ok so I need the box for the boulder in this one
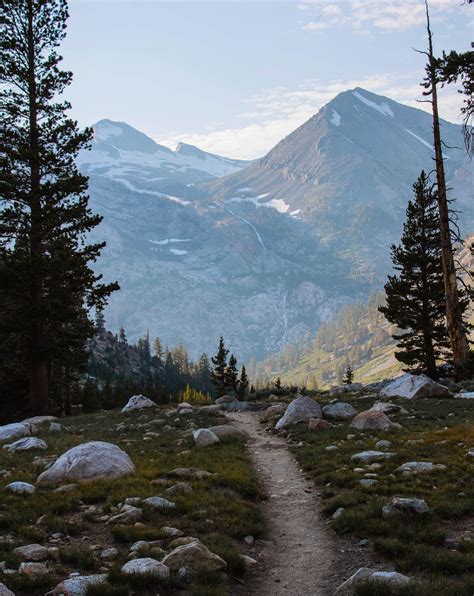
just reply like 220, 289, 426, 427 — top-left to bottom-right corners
177, 402, 194, 412
198, 404, 223, 414
0, 422, 32, 443
22, 416, 57, 426
168, 467, 215, 480
214, 395, 236, 404
193, 429, 220, 448
143, 496, 176, 510
308, 418, 332, 431
4, 437, 48, 452
275, 396, 322, 430
13, 544, 49, 561
161, 526, 184, 538
100, 547, 119, 560
108, 505, 143, 525
122, 394, 157, 413
162, 538, 227, 572
260, 403, 286, 422
121, 557, 170, 579
455, 391, 474, 399
322, 402, 357, 421
336, 568, 411, 593
375, 439, 393, 449
329, 383, 363, 396
48, 574, 107, 595
381, 373, 449, 399
19, 561, 49, 575
220, 401, 263, 412
308, 418, 332, 432
382, 497, 429, 517
7, 481, 35, 495
37, 441, 135, 484
351, 450, 396, 464
165, 482, 193, 496
0, 583, 14, 596
370, 401, 403, 415
396, 461, 447, 475
208, 425, 248, 441
49, 422, 63, 433
350, 410, 400, 432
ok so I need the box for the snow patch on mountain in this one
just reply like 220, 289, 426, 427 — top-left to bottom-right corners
330, 110, 341, 127
404, 128, 433, 151
353, 90, 394, 117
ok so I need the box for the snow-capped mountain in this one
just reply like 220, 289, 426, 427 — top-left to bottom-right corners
84, 90, 472, 360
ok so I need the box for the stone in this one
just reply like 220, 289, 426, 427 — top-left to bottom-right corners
351, 450, 396, 464
193, 429, 220, 448
121, 394, 157, 413
241, 555, 258, 567
329, 383, 363, 396
382, 497, 429, 517
49, 422, 63, 433
4, 437, 48, 452
168, 467, 215, 480
322, 402, 357, 421
37, 441, 135, 484
455, 391, 474, 399
108, 506, 143, 525
0, 583, 14, 596
381, 373, 449, 399
208, 425, 248, 441
18, 561, 49, 575
162, 538, 227, 572
100, 548, 119, 560
275, 396, 322, 430
220, 402, 261, 412
13, 544, 49, 561
176, 566, 197, 586
53, 484, 79, 493
121, 557, 169, 578
198, 404, 223, 414
359, 479, 378, 486
130, 541, 150, 553
370, 401, 403, 415
48, 574, 107, 595
177, 402, 194, 412
161, 527, 183, 538
22, 416, 57, 426
332, 507, 345, 520
467, 448, 474, 458
336, 568, 411, 593
165, 482, 193, 496
244, 535, 255, 545
214, 395, 236, 404
396, 461, 447, 475
7, 481, 35, 495
143, 496, 176, 510
308, 418, 332, 431
0, 422, 32, 443
260, 403, 286, 422
350, 410, 400, 432
374, 439, 393, 449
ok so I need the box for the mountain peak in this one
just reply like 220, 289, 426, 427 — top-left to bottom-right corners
92, 119, 173, 155
175, 142, 207, 159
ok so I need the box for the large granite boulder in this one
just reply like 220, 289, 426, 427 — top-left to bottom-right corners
193, 429, 220, 448
322, 402, 357, 421
350, 410, 400, 432
208, 425, 248, 441
0, 422, 33, 443
381, 373, 449, 399
382, 497, 429, 517
121, 394, 157, 413
121, 557, 170, 579
37, 441, 135, 484
48, 574, 107, 595
275, 396, 322, 430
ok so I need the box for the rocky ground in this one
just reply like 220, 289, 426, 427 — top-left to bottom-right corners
0, 375, 473, 595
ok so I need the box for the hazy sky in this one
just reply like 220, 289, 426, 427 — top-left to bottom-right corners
64, 0, 472, 159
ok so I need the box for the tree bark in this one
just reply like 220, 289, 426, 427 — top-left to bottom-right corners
27, 0, 49, 415
425, 1, 470, 381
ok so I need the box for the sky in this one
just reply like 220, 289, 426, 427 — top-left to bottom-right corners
64, 0, 473, 159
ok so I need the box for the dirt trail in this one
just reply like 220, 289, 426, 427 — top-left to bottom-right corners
226, 411, 343, 596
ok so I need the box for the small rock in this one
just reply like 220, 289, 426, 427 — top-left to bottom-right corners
332, 507, 345, 520
143, 496, 176, 510
13, 544, 49, 561
208, 425, 248, 441
322, 402, 357, 421
162, 538, 227, 572
244, 535, 255, 545
7, 481, 35, 495
108, 506, 143, 525
161, 527, 183, 538
351, 450, 396, 464
382, 497, 429, 517
100, 547, 119, 560
396, 461, 447, 475
0, 422, 32, 443
121, 394, 157, 413
19, 561, 49, 575
176, 565, 197, 586
48, 574, 107, 595
350, 410, 401, 432
165, 482, 193, 496
53, 484, 79, 493
359, 479, 378, 486
308, 418, 332, 431
4, 437, 48, 452
49, 422, 63, 433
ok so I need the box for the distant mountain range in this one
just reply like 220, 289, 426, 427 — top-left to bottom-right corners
80, 89, 473, 361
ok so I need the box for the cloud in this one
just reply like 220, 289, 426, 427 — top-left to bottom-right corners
158, 74, 464, 160
299, 0, 460, 32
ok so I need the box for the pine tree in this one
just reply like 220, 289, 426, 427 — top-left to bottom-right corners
95, 310, 106, 334
1, 0, 117, 414
225, 354, 238, 392
343, 364, 354, 385
211, 337, 229, 397
196, 353, 213, 394
379, 172, 452, 378
153, 337, 163, 359
421, 2, 471, 380
237, 365, 249, 401
274, 377, 282, 391
119, 327, 127, 344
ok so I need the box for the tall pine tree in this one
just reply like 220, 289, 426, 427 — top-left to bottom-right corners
211, 337, 229, 397
225, 354, 238, 392
379, 172, 450, 379
1, 0, 117, 414
237, 365, 249, 401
